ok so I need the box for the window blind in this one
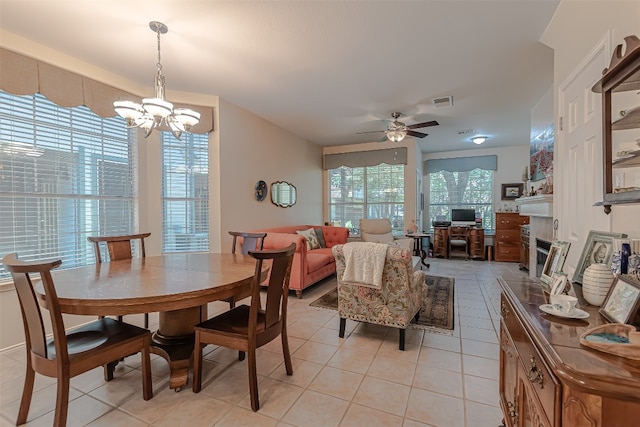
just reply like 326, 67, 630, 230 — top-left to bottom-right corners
0, 91, 136, 280
328, 163, 405, 235
161, 132, 209, 253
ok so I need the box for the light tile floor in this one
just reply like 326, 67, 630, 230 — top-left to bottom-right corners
0, 258, 528, 426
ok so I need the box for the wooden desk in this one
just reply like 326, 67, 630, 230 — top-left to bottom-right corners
432, 226, 484, 259
37, 253, 266, 390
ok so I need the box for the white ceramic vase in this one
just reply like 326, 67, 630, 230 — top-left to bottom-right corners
581, 263, 614, 306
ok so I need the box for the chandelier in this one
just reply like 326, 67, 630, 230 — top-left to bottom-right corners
113, 21, 200, 140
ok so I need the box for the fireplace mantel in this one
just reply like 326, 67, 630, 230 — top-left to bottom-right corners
515, 194, 553, 217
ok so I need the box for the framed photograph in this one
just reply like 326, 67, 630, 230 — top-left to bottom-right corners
550, 272, 570, 296
501, 183, 524, 200
600, 275, 640, 324
573, 230, 628, 284
540, 240, 571, 289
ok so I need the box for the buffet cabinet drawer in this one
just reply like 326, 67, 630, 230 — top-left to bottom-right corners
501, 296, 560, 426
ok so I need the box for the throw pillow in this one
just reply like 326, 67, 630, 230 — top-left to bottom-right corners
297, 228, 321, 250
314, 227, 326, 248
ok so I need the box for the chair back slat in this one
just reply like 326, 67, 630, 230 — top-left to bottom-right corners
248, 244, 295, 331
229, 231, 267, 255
87, 233, 150, 263
2, 254, 66, 360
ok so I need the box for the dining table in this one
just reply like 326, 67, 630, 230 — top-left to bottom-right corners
36, 253, 268, 391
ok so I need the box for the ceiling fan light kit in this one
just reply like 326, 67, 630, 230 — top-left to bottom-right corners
113, 21, 200, 140
357, 112, 440, 142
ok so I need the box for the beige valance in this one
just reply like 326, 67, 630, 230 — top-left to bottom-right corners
0, 48, 213, 134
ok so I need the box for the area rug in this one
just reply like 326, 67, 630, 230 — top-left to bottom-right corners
309, 275, 455, 333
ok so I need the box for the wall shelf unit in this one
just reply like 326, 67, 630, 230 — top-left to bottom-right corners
592, 35, 640, 214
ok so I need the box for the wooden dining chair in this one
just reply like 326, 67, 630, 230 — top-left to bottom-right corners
225, 231, 268, 308
2, 253, 153, 427
87, 233, 151, 328
192, 243, 296, 411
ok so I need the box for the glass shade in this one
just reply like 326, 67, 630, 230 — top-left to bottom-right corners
114, 100, 144, 120
387, 129, 407, 142
142, 97, 173, 118
174, 108, 201, 128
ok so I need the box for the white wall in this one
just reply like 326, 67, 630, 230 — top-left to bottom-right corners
541, 0, 640, 240
422, 145, 530, 229
218, 99, 323, 252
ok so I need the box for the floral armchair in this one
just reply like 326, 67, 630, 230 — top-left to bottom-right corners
332, 244, 426, 350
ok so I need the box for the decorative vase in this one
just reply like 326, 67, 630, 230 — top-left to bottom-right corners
581, 263, 614, 306
408, 220, 418, 234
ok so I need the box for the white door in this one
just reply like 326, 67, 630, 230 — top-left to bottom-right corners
557, 34, 611, 277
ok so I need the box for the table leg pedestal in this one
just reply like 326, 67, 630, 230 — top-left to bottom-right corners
151, 305, 208, 390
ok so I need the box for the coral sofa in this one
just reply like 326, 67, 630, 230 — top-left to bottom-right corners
250, 225, 349, 298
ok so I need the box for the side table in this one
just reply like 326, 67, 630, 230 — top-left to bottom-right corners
406, 233, 431, 269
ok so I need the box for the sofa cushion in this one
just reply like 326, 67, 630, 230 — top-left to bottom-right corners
306, 252, 334, 272
297, 228, 321, 250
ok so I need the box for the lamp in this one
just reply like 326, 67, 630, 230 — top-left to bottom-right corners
471, 136, 487, 145
113, 21, 200, 140
386, 121, 407, 142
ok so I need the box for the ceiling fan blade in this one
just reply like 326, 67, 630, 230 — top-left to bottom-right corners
356, 130, 385, 135
407, 120, 439, 129
407, 130, 428, 138
378, 135, 389, 142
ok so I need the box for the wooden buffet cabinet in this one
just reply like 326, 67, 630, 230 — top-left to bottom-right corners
495, 213, 529, 262
498, 276, 640, 427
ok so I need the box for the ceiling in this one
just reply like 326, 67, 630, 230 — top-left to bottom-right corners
0, 0, 559, 153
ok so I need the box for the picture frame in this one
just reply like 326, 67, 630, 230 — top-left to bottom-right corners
573, 230, 628, 284
501, 183, 524, 200
540, 240, 571, 290
600, 275, 640, 325
550, 272, 570, 296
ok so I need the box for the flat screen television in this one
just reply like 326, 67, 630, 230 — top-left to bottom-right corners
451, 209, 476, 226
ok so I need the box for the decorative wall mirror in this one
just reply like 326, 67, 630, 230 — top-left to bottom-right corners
271, 181, 297, 208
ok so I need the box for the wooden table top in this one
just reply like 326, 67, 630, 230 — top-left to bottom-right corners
38, 253, 264, 316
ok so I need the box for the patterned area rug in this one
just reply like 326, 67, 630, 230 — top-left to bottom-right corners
309, 275, 455, 332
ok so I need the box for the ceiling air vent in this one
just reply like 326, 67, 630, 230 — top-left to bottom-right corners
432, 96, 453, 108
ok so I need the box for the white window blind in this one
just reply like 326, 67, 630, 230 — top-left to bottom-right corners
328, 164, 405, 235
161, 132, 209, 253
0, 91, 136, 280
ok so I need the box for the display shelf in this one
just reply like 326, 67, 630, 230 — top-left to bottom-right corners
592, 35, 640, 213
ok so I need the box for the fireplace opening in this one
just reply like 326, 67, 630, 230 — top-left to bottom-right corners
536, 238, 552, 278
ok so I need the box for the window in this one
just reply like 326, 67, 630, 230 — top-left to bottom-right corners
161, 132, 209, 253
428, 169, 494, 231
328, 163, 405, 235
0, 91, 136, 280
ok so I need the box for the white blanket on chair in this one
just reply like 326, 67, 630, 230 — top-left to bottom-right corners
341, 242, 387, 290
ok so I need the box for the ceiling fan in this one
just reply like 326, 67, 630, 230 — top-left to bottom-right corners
357, 112, 439, 142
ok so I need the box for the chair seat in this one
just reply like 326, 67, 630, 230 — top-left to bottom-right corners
450, 239, 467, 246
47, 318, 151, 359
195, 305, 267, 336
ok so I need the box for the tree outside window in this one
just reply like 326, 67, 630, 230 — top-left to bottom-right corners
428, 169, 493, 231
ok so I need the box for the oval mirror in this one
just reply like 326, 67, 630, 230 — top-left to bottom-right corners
271, 181, 297, 208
